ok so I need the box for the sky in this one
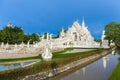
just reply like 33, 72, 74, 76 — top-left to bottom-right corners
0, 0, 120, 39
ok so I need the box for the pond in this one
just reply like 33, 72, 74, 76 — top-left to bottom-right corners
0, 60, 38, 71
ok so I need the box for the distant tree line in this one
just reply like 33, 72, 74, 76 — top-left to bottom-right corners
0, 26, 40, 44
105, 22, 120, 47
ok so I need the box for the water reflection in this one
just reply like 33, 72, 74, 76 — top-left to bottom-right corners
111, 50, 115, 55
49, 50, 120, 80
82, 67, 86, 76
61, 52, 119, 80
103, 55, 109, 69
0, 61, 35, 71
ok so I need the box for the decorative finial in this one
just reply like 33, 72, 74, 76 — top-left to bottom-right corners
7, 22, 12, 28
82, 16, 85, 26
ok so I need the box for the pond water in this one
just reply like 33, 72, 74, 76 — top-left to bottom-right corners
49, 50, 120, 80
0, 61, 36, 71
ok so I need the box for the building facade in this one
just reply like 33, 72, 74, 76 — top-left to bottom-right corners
57, 19, 98, 48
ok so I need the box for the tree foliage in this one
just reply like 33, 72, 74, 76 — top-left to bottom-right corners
0, 26, 40, 44
105, 22, 120, 46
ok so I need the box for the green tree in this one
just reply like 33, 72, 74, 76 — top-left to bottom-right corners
0, 25, 40, 44
43, 32, 47, 39
105, 22, 120, 47
30, 33, 40, 43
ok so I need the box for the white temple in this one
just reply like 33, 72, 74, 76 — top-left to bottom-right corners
0, 19, 104, 58
53, 19, 100, 48
59, 19, 94, 43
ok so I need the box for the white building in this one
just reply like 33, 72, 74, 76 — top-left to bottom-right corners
57, 19, 99, 48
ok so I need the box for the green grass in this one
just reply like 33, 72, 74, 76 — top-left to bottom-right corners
53, 49, 100, 59
0, 56, 41, 62
109, 60, 120, 80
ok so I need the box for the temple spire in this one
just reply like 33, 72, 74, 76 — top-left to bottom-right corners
60, 27, 65, 38
82, 17, 85, 27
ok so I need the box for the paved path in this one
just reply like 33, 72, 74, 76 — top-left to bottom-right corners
64, 49, 95, 54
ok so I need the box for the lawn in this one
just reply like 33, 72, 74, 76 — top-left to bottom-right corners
53, 49, 99, 59
0, 56, 40, 62
109, 60, 120, 80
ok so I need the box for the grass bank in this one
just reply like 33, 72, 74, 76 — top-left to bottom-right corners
0, 48, 104, 80
109, 60, 120, 80
53, 49, 100, 59
0, 56, 40, 62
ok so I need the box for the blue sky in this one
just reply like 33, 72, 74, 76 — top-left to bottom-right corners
0, 0, 120, 39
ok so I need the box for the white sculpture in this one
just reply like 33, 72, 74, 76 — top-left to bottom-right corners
47, 33, 49, 40
101, 30, 109, 48
1, 42, 4, 48
42, 35, 44, 40
5, 43, 9, 49
42, 47, 52, 61
14, 43, 17, 48
27, 40, 30, 48
60, 28, 65, 38
49, 34, 52, 40
20, 42, 24, 47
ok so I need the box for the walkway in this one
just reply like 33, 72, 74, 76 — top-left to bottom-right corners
64, 49, 95, 54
